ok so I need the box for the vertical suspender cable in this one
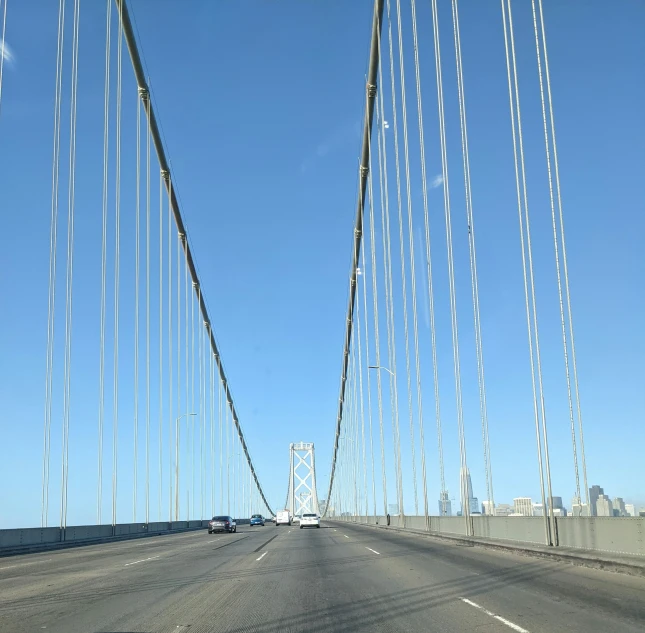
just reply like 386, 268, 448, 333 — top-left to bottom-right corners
395, 0, 427, 520
175, 232, 181, 521
372, 96, 388, 516
145, 89, 151, 525
0, 0, 9, 112
537, 0, 588, 509
410, 0, 444, 519
158, 168, 164, 521
451, 0, 494, 512
198, 288, 204, 519
190, 286, 195, 516
226, 400, 230, 513
219, 369, 223, 512
355, 266, 369, 517
175, 228, 181, 522
532, 0, 587, 513
167, 174, 173, 522
351, 342, 359, 515
97, 0, 111, 526
112, 4, 123, 529
133, 94, 141, 522
183, 239, 188, 516
43, 0, 65, 529
378, 13, 405, 518
360, 227, 377, 517
500, 0, 551, 544
430, 0, 471, 533
385, 0, 414, 517
60, 0, 81, 531
210, 344, 215, 516
531, 0, 568, 526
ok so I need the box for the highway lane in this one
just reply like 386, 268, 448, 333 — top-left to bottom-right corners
0, 521, 643, 632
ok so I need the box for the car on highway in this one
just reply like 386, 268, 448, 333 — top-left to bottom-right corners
208, 516, 237, 534
299, 513, 320, 528
250, 514, 265, 527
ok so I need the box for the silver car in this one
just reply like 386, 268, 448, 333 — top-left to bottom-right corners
208, 515, 237, 534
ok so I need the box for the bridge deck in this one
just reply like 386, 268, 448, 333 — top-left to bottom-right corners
0, 521, 643, 632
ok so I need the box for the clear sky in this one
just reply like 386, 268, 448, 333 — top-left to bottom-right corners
0, 0, 643, 529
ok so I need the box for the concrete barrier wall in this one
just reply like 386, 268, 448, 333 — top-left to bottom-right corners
334, 514, 645, 556
0, 519, 209, 553
0, 527, 61, 548
473, 516, 546, 544
556, 517, 645, 556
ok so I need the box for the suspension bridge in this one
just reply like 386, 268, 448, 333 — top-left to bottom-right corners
0, 0, 643, 631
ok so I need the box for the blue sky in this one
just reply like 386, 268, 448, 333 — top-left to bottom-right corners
0, 1, 643, 528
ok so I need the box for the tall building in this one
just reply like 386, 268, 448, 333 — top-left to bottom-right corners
495, 504, 513, 517
589, 485, 604, 516
549, 496, 564, 511
625, 503, 636, 517
612, 497, 626, 517
596, 494, 613, 517
533, 503, 545, 517
571, 496, 589, 516
513, 497, 534, 516
438, 491, 452, 516
460, 467, 479, 515
482, 500, 495, 515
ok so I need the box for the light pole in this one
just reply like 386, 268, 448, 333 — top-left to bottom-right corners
175, 413, 197, 522
368, 365, 395, 378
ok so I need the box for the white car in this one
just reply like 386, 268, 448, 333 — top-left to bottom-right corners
299, 513, 320, 529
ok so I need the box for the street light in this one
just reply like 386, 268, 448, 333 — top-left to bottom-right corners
368, 365, 395, 377
175, 413, 197, 522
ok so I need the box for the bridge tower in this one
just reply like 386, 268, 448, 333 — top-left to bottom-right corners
287, 442, 320, 516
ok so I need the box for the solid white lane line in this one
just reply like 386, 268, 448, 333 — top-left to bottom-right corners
365, 547, 380, 555
256, 552, 268, 561
343, 535, 349, 539
0, 559, 52, 571
124, 555, 160, 567
459, 598, 530, 633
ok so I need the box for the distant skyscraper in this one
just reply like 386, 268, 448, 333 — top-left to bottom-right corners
513, 497, 534, 516
589, 485, 604, 516
625, 503, 636, 517
482, 500, 495, 515
612, 497, 626, 517
571, 496, 589, 516
596, 494, 613, 517
495, 504, 513, 517
460, 467, 479, 515
549, 496, 564, 511
438, 491, 452, 516
533, 503, 545, 517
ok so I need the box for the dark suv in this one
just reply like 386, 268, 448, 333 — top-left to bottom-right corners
208, 516, 237, 534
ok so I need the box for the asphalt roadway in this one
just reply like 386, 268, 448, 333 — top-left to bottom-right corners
0, 521, 643, 632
